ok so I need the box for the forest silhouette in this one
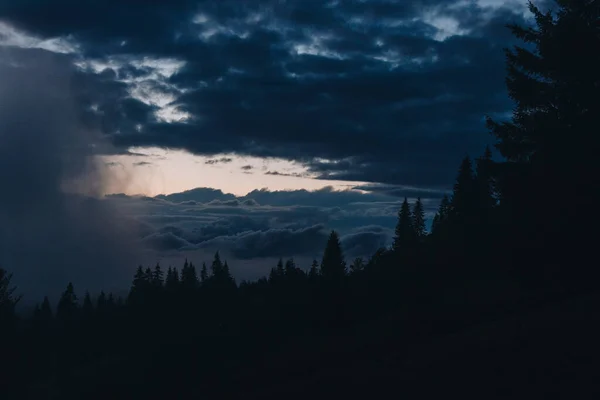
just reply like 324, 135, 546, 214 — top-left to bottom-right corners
1, 1, 600, 398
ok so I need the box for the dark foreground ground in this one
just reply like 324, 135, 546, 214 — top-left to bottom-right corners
242, 291, 600, 399
17, 290, 600, 400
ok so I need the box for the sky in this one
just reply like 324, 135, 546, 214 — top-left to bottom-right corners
0, 0, 546, 299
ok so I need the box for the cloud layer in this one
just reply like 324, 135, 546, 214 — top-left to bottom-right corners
108, 185, 442, 266
0, 0, 545, 189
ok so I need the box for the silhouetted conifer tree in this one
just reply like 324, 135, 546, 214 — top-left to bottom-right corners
474, 146, 497, 227
276, 258, 285, 277
97, 291, 107, 312
321, 231, 346, 282
487, 0, 599, 171
432, 195, 452, 236
152, 264, 164, 288
431, 213, 441, 235
439, 195, 451, 219
173, 268, 180, 285
181, 260, 199, 290
412, 197, 426, 238
485, 0, 600, 282
309, 259, 319, 282
210, 253, 223, 276
129, 266, 149, 306
285, 258, 296, 278
223, 261, 234, 282
166, 267, 180, 291
393, 198, 416, 252
200, 262, 208, 283
82, 291, 94, 315
56, 282, 78, 321
144, 267, 153, 284
350, 257, 365, 274
165, 267, 173, 285
40, 296, 53, 320
268, 267, 278, 283
269, 258, 285, 284
450, 156, 476, 221
367, 247, 389, 270
132, 266, 146, 287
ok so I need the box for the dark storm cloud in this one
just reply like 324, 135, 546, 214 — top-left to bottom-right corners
1, 0, 540, 187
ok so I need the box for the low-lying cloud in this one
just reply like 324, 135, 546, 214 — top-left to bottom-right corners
104, 185, 442, 269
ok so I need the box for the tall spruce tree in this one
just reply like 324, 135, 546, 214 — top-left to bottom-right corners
412, 197, 426, 238
200, 262, 208, 283
222, 261, 234, 285
181, 260, 199, 290
152, 264, 164, 288
475, 147, 496, 210
40, 296, 53, 320
439, 195, 451, 220
485, 0, 600, 281
165, 267, 173, 286
132, 266, 146, 288
144, 267, 153, 284
487, 0, 599, 170
321, 231, 346, 282
431, 195, 451, 237
56, 282, 78, 321
486, 0, 600, 220
129, 266, 148, 305
97, 291, 107, 312
350, 257, 365, 274
474, 146, 497, 229
392, 198, 416, 252
276, 258, 285, 277
172, 268, 180, 286
210, 253, 223, 277
82, 291, 94, 316
450, 156, 476, 222
308, 259, 319, 282
285, 258, 296, 278
431, 213, 441, 235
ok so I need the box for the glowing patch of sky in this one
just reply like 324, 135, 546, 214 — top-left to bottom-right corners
421, 11, 470, 41
102, 148, 367, 197
372, 49, 439, 70
0, 21, 78, 54
192, 13, 250, 42
75, 56, 190, 123
292, 32, 346, 60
